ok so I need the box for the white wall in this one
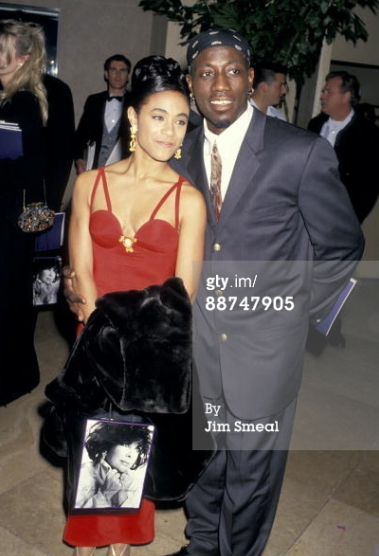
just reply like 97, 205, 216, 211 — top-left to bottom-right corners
332, 5, 379, 65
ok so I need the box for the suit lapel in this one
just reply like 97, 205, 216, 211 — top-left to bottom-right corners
217, 109, 265, 227
180, 110, 266, 229
181, 128, 219, 228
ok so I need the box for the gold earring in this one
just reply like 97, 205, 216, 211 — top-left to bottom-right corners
129, 124, 137, 152
174, 144, 182, 160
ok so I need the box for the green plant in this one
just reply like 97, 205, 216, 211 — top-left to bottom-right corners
139, 0, 379, 86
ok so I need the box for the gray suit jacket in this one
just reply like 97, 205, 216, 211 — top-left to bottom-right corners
173, 109, 364, 420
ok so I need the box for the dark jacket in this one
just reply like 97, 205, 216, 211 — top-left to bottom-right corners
42, 277, 215, 504
171, 108, 364, 421
308, 111, 379, 222
74, 90, 131, 168
43, 74, 75, 211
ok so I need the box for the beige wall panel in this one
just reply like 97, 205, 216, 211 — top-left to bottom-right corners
333, 6, 379, 65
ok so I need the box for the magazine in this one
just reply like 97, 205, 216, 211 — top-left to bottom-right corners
315, 277, 357, 336
35, 212, 65, 252
0, 121, 23, 160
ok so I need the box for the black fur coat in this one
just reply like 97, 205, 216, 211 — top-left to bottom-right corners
42, 277, 215, 504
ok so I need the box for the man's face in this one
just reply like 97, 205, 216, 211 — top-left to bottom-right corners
187, 46, 254, 135
267, 73, 287, 106
320, 76, 350, 119
105, 60, 129, 93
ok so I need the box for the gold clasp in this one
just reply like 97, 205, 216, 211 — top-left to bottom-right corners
119, 235, 137, 253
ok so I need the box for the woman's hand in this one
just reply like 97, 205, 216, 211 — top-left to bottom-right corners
61, 265, 87, 322
101, 469, 131, 507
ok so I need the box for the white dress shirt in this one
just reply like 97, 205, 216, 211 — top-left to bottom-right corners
104, 97, 123, 133
251, 99, 287, 121
203, 103, 253, 200
320, 110, 354, 147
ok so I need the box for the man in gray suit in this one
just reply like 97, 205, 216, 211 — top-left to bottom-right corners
64, 29, 364, 556
166, 29, 364, 556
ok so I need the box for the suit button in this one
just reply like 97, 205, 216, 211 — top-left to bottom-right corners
220, 333, 228, 341
216, 289, 223, 296
213, 243, 221, 251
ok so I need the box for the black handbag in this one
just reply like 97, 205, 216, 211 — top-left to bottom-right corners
18, 184, 55, 233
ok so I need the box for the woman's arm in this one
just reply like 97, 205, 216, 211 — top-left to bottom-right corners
68, 172, 98, 323
175, 183, 207, 303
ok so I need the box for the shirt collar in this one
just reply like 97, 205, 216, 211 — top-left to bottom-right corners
328, 109, 354, 130
203, 102, 253, 151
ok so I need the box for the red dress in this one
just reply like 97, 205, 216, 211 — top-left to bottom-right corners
63, 166, 184, 547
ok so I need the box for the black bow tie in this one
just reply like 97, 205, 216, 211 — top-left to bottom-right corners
107, 95, 123, 102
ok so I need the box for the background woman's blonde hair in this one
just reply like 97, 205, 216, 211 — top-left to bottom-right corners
0, 19, 48, 124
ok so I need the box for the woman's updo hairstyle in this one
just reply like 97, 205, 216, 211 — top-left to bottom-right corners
130, 55, 190, 113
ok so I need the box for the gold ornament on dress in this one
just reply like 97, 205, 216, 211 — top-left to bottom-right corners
129, 125, 137, 152
174, 144, 182, 160
119, 234, 137, 253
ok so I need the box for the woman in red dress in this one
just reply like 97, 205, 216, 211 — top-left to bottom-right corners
66, 55, 206, 556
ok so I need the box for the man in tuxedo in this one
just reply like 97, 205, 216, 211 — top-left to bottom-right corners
64, 30, 364, 556
74, 54, 131, 174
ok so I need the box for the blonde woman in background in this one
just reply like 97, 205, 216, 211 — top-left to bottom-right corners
0, 19, 48, 406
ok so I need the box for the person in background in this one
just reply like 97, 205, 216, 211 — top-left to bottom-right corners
308, 70, 379, 224
62, 55, 206, 556
308, 71, 379, 350
0, 19, 47, 406
43, 73, 75, 211
250, 62, 288, 120
74, 54, 132, 174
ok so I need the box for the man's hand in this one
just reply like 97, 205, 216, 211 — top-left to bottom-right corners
61, 265, 87, 322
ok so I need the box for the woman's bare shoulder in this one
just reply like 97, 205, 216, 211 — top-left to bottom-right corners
179, 179, 206, 222
181, 178, 204, 203
74, 168, 99, 189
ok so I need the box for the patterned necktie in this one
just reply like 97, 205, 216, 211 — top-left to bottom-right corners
210, 141, 222, 219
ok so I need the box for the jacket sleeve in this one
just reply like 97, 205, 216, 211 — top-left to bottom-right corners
74, 95, 97, 160
298, 136, 365, 322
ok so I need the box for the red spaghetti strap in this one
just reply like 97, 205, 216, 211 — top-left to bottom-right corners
89, 167, 112, 212
101, 168, 113, 212
89, 168, 103, 210
174, 176, 185, 231
150, 177, 183, 221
